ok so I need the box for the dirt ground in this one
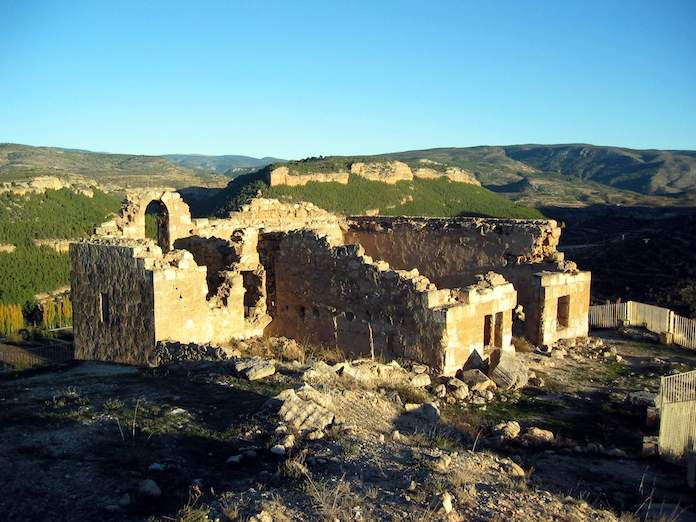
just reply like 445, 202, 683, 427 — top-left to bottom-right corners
1, 331, 695, 521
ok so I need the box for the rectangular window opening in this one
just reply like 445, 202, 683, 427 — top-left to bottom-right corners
494, 311, 503, 347
557, 295, 570, 330
483, 314, 493, 346
242, 270, 264, 319
99, 292, 110, 324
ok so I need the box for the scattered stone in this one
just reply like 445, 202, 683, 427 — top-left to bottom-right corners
433, 383, 447, 398
460, 369, 496, 392
276, 385, 335, 433
412, 364, 429, 374
270, 445, 286, 456
307, 429, 325, 440
280, 433, 295, 449
522, 427, 555, 446
411, 374, 431, 387
452, 387, 470, 400
494, 421, 521, 440
447, 378, 468, 390
138, 479, 162, 498
391, 430, 401, 442
488, 349, 529, 390
148, 462, 166, 471
434, 455, 451, 471
505, 461, 526, 478
404, 402, 440, 422
226, 454, 243, 464
235, 357, 276, 380
441, 491, 453, 514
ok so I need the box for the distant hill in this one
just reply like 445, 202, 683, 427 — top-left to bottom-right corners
377, 145, 696, 206
0, 144, 228, 189
4, 142, 696, 207
250, 145, 696, 207
164, 154, 282, 174
204, 170, 544, 220
503, 144, 696, 196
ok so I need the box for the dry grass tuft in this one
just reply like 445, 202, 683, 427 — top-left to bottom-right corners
302, 473, 363, 522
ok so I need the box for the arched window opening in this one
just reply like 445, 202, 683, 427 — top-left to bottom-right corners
144, 200, 170, 252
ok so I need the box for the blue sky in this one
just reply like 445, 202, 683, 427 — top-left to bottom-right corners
1, 0, 695, 158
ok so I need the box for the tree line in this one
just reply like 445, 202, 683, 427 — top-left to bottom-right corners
0, 297, 73, 337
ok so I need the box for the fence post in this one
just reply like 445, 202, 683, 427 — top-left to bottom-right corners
624, 301, 632, 326
689, 448, 695, 490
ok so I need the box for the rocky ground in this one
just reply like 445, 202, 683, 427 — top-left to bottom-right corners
1, 332, 695, 521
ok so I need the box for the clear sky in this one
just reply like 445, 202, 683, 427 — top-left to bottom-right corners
1, 0, 695, 159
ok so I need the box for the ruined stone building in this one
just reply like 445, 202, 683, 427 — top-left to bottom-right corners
70, 190, 590, 375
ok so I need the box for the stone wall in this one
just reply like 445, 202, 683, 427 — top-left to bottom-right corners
533, 271, 591, 346
345, 216, 562, 287
344, 216, 589, 346
262, 230, 516, 374
191, 198, 344, 243
96, 190, 193, 251
75, 191, 588, 369
70, 241, 157, 364
151, 250, 247, 345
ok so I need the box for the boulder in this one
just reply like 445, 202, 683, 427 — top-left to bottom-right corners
411, 374, 431, 387
487, 350, 529, 390
493, 420, 521, 440
404, 402, 440, 422
522, 427, 554, 446
276, 385, 335, 433
235, 357, 276, 380
460, 369, 497, 392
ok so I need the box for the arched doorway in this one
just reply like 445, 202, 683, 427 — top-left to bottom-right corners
144, 200, 170, 252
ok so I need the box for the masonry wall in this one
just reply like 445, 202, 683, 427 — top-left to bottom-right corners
345, 216, 562, 288
344, 216, 588, 346
70, 242, 156, 364
535, 271, 591, 345
152, 253, 246, 345
264, 231, 454, 370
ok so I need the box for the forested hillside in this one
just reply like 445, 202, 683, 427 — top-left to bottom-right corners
0, 189, 121, 305
206, 171, 544, 219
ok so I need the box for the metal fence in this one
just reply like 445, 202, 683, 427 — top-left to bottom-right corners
0, 342, 74, 370
659, 369, 696, 464
589, 301, 696, 349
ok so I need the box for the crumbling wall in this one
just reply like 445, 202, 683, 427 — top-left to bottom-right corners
152, 250, 247, 345
532, 271, 591, 346
344, 216, 588, 346
70, 240, 157, 364
191, 198, 344, 243
263, 230, 515, 374
96, 190, 193, 250
345, 216, 562, 287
